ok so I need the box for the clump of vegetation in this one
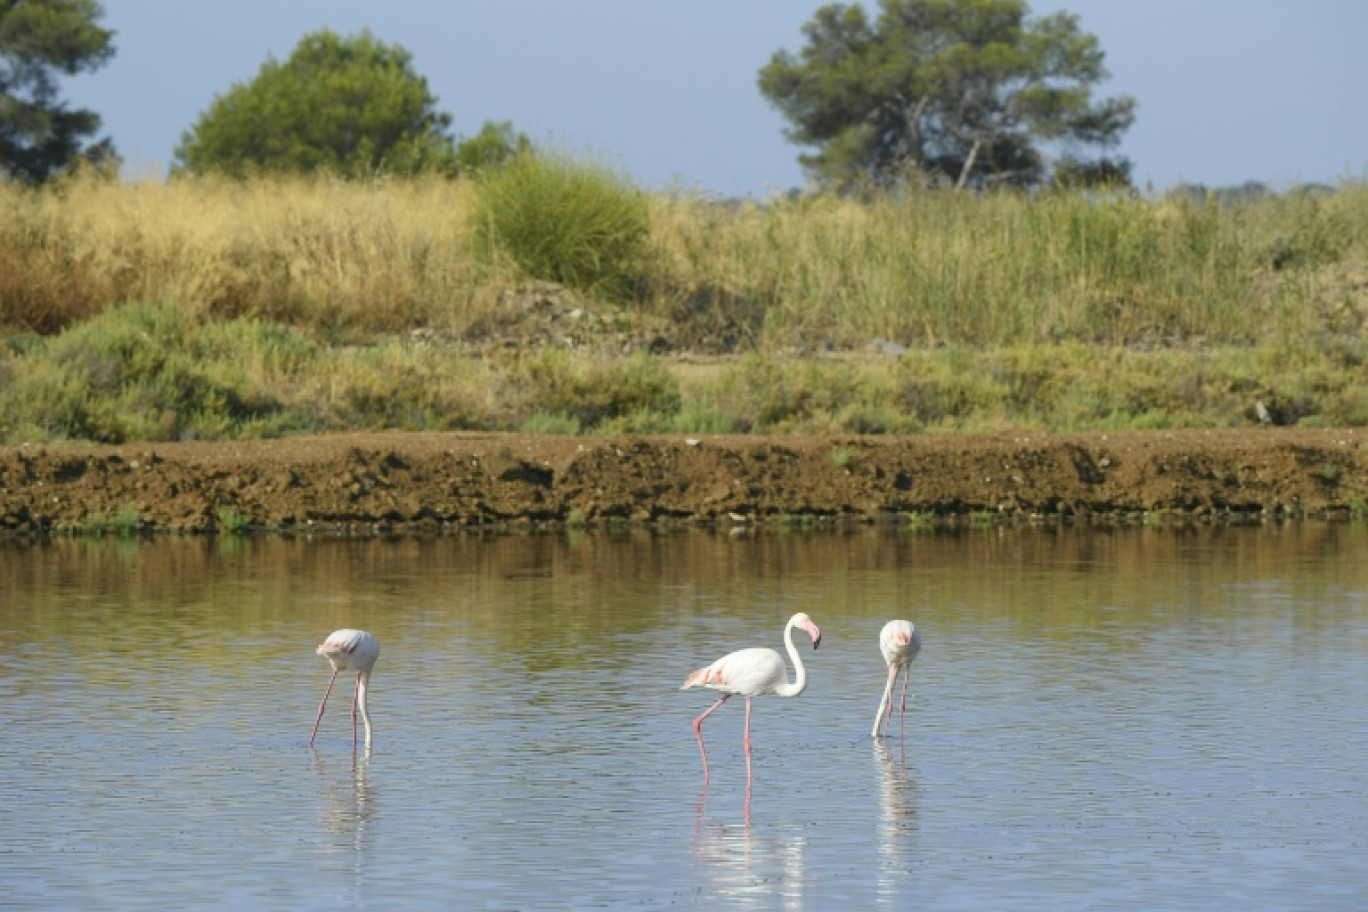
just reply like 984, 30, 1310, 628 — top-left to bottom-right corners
470, 151, 652, 303
323, 340, 497, 432
650, 184, 1368, 350
899, 511, 936, 531
0, 300, 305, 443
113, 505, 143, 535
215, 506, 251, 534
454, 120, 532, 175
511, 347, 681, 429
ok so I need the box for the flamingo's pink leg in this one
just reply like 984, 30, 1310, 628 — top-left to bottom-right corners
692, 694, 731, 783
310, 668, 340, 747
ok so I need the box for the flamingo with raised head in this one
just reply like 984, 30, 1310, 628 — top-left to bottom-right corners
872, 620, 921, 738
309, 629, 380, 751
682, 612, 822, 783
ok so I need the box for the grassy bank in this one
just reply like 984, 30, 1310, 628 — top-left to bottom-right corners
1, 171, 1365, 444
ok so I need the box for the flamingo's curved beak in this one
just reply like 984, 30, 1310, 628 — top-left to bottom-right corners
807, 622, 822, 650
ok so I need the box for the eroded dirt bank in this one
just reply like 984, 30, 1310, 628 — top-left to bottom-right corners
2, 428, 1366, 536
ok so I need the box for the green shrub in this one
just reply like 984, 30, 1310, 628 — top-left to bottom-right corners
0, 300, 303, 443
662, 401, 743, 435
471, 152, 651, 302
215, 506, 251, 534
520, 412, 582, 435
455, 120, 531, 174
113, 505, 143, 535
326, 342, 492, 432
513, 347, 681, 430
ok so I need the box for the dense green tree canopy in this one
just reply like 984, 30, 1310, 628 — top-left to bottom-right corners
758, 0, 1135, 190
0, 0, 117, 184
455, 119, 532, 174
174, 29, 459, 178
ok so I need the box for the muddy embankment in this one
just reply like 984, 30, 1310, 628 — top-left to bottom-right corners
3, 427, 1367, 537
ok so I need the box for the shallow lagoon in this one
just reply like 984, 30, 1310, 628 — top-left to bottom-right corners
3, 524, 1366, 909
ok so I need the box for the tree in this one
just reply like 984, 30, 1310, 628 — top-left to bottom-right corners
0, 0, 118, 184
455, 119, 532, 174
758, 0, 1135, 191
174, 29, 458, 178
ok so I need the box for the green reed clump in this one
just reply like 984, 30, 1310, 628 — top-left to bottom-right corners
113, 505, 144, 535
319, 340, 501, 432
80, 512, 109, 534
215, 506, 251, 534
665, 337, 1368, 435
1249, 187, 1359, 270
0, 300, 310, 443
510, 346, 682, 430
649, 181, 1368, 350
470, 152, 651, 303
519, 412, 583, 435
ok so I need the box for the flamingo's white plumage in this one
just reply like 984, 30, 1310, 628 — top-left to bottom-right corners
309, 628, 380, 751
682, 612, 821, 782
872, 620, 921, 738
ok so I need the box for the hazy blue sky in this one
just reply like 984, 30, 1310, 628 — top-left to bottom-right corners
64, 0, 1367, 196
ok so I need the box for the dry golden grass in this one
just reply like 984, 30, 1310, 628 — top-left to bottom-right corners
0, 173, 510, 335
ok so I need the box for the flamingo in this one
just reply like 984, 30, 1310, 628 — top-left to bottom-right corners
681, 612, 821, 782
309, 629, 380, 751
872, 620, 921, 738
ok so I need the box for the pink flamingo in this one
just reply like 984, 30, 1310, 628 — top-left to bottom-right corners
682, 612, 822, 782
309, 629, 380, 751
872, 620, 921, 738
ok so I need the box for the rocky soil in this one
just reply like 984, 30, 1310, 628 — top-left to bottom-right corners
3, 427, 1366, 536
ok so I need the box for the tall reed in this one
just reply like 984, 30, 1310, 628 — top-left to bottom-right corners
648, 182, 1368, 349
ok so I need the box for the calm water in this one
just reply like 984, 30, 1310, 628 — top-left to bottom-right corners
2, 524, 1367, 910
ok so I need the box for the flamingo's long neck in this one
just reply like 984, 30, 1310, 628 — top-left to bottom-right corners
357, 671, 373, 750
872, 664, 898, 737
777, 619, 808, 698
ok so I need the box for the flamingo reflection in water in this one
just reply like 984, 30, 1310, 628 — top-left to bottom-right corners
873, 736, 919, 898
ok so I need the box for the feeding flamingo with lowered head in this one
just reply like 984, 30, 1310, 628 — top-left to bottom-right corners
681, 612, 821, 783
872, 620, 921, 738
309, 629, 380, 751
